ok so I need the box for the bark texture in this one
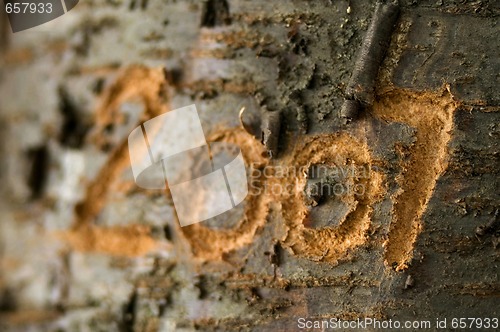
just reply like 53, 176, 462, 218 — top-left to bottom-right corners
0, 0, 499, 331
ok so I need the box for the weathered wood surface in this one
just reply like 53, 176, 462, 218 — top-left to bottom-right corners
0, 0, 498, 331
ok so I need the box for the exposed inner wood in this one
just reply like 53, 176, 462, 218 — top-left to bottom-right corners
373, 86, 458, 270
62, 62, 458, 270
279, 133, 385, 264
179, 127, 270, 261
63, 66, 170, 256
59, 224, 158, 257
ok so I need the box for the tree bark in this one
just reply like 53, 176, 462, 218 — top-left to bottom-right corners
0, 0, 498, 331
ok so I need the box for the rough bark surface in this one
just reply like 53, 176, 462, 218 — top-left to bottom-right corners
0, 0, 498, 331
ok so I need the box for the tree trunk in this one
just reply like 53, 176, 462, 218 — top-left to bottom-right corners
0, 0, 498, 331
